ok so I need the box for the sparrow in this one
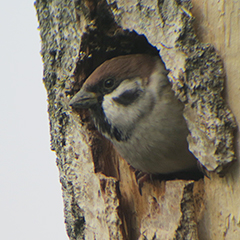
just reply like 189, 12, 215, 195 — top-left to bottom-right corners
69, 54, 201, 177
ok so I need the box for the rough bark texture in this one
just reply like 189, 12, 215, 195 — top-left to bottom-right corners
35, 0, 239, 239
191, 1, 240, 239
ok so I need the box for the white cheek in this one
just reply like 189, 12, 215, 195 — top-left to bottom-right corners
102, 85, 156, 132
102, 95, 134, 128
102, 79, 144, 129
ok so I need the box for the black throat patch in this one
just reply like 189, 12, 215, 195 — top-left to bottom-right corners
90, 104, 130, 142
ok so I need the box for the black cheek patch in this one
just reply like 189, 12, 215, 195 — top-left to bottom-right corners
112, 89, 142, 106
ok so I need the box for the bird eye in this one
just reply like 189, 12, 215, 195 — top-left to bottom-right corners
104, 78, 115, 89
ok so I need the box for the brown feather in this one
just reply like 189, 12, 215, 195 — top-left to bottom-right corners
84, 54, 164, 88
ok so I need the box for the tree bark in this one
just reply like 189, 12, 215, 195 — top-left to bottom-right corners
191, 1, 240, 239
35, 0, 239, 239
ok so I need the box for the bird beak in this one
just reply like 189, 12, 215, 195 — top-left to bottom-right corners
69, 88, 98, 109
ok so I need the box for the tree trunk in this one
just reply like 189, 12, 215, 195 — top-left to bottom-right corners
35, 0, 239, 239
